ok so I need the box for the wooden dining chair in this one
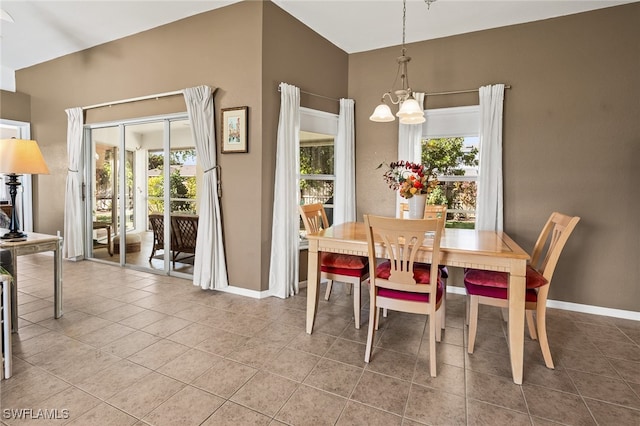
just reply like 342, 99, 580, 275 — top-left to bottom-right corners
396, 203, 449, 330
364, 214, 445, 377
299, 203, 369, 329
464, 212, 580, 368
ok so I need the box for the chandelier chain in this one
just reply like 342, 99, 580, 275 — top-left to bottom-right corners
402, 0, 406, 48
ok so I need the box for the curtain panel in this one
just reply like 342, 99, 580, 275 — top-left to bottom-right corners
396, 92, 425, 217
476, 84, 505, 231
183, 86, 229, 290
333, 98, 356, 224
63, 107, 84, 259
268, 83, 300, 298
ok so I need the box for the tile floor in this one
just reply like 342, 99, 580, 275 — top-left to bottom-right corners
2, 254, 639, 425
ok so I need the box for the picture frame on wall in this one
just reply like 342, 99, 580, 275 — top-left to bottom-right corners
221, 106, 248, 153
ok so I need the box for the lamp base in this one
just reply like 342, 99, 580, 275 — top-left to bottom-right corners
1, 230, 27, 240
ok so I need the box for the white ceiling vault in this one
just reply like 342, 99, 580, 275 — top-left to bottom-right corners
0, 0, 635, 91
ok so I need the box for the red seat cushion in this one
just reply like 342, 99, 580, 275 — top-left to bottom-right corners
321, 264, 368, 277
321, 253, 367, 269
376, 261, 439, 284
464, 281, 539, 303
464, 265, 548, 290
375, 261, 443, 303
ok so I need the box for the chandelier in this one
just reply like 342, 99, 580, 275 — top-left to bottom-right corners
369, 0, 436, 125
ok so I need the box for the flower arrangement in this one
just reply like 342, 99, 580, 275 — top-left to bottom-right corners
379, 160, 438, 199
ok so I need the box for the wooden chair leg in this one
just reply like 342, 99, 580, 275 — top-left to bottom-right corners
526, 310, 538, 340
383, 308, 388, 317
441, 279, 447, 329
375, 307, 381, 330
346, 283, 353, 296
429, 310, 437, 377
324, 280, 333, 301
467, 295, 479, 354
435, 309, 442, 343
365, 300, 377, 362
353, 282, 361, 329
536, 306, 554, 369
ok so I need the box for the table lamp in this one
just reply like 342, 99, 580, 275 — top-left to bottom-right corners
0, 138, 50, 239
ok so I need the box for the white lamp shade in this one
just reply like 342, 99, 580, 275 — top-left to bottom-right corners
0, 139, 50, 175
396, 98, 424, 118
399, 115, 426, 125
369, 103, 395, 122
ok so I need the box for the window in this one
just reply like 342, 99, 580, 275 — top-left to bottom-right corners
421, 106, 480, 228
298, 108, 338, 243
147, 148, 197, 214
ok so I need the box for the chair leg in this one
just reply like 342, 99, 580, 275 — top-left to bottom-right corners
353, 282, 361, 329
441, 278, 447, 329
467, 295, 479, 354
383, 308, 388, 318
429, 309, 437, 377
345, 283, 353, 296
536, 306, 554, 369
365, 299, 377, 362
435, 309, 442, 343
526, 310, 538, 340
324, 280, 333, 301
375, 307, 380, 330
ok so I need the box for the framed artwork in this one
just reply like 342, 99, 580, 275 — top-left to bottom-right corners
221, 106, 248, 153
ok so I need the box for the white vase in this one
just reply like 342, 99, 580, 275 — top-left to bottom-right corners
407, 194, 427, 219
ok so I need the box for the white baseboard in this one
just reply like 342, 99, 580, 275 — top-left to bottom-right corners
218, 284, 272, 299
447, 285, 639, 322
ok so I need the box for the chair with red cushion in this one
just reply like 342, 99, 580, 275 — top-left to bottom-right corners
363, 214, 445, 377
464, 212, 580, 368
397, 203, 449, 330
299, 203, 369, 329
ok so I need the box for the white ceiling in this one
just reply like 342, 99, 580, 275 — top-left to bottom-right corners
0, 0, 635, 91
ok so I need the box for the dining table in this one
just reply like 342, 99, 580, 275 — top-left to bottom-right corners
305, 222, 530, 385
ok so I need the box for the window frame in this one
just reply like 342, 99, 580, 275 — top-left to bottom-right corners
298, 108, 339, 249
421, 105, 480, 225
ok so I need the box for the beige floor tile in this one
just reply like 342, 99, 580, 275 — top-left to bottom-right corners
364, 347, 417, 381
226, 337, 284, 369
142, 385, 224, 426
76, 359, 153, 400
101, 330, 161, 358
263, 347, 321, 382
75, 322, 136, 348
351, 371, 411, 416
118, 309, 167, 329
141, 315, 192, 338
567, 369, 640, 409
65, 402, 138, 426
336, 400, 402, 426
97, 303, 147, 322
156, 348, 221, 383
194, 327, 250, 356
201, 401, 270, 425
584, 398, 640, 426
192, 358, 257, 398
324, 338, 367, 368
303, 358, 363, 397
126, 338, 189, 370
230, 371, 298, 417
107, 372, 185, 418
608, 357, 640, 384
404, 383, 467, 425
465, 370, 527, 413
286, 331, 337, 356
166, 322, 217, 347
275, 384, 347, 426
413, 362, 466, 396
466, 399, 531, 426
1, 367, 71, 409
523, 384, 596, 425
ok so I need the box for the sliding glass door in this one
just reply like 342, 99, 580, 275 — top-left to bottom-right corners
86, 115, 197, 277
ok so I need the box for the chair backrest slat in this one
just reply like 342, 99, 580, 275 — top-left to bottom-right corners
530, 212, 580, 282
299, 203, 330, 234
365, 214, 444, 296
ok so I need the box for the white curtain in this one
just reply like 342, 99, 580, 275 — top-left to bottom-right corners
268, 82, 300, 298
183, 86, 229, 290
333, 98, 356, 224
396, 92, 425, 216
63, 107, 84, 259
476, 84, 505, 231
